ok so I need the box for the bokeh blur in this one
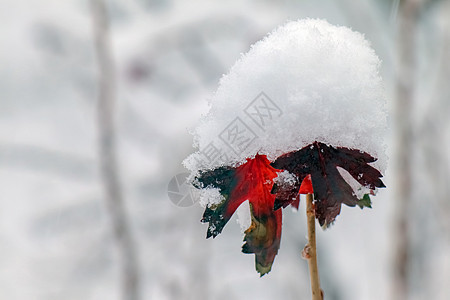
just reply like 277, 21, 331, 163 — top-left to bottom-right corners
0, 0, 449, 299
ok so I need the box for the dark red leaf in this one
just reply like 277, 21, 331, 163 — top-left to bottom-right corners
270, 172, 313, 211
271, 142, 385, 227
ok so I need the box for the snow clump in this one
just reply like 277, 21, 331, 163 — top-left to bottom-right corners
184, 19, 387, 178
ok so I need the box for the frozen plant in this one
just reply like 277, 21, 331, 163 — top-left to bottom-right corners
184, 19, 387, 300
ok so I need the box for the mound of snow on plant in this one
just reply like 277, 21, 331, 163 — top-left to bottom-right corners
184, 19, 387, 177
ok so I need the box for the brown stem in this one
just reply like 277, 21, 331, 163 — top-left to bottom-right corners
305, 193, 323, 300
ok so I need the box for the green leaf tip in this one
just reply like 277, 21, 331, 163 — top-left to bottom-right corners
357, 194, 372, 209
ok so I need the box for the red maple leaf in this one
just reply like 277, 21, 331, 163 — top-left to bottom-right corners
196, 154, 283, 275
195, 142, 385, 275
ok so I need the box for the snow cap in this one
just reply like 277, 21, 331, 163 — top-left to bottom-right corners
184, 19, 387, 175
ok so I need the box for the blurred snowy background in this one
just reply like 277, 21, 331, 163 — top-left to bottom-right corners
0, 0, 449, 299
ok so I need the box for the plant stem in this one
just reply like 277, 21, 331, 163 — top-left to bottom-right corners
305, 193, 322, 300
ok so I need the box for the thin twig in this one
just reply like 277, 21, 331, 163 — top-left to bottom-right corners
393, 0, 422, 299
304, 193, 323, 300
90, 1, 141, 300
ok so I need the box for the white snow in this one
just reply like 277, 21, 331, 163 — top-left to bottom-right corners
274, 170, 298, 187
184, 19, 387, 175
198, 187, 224, 208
